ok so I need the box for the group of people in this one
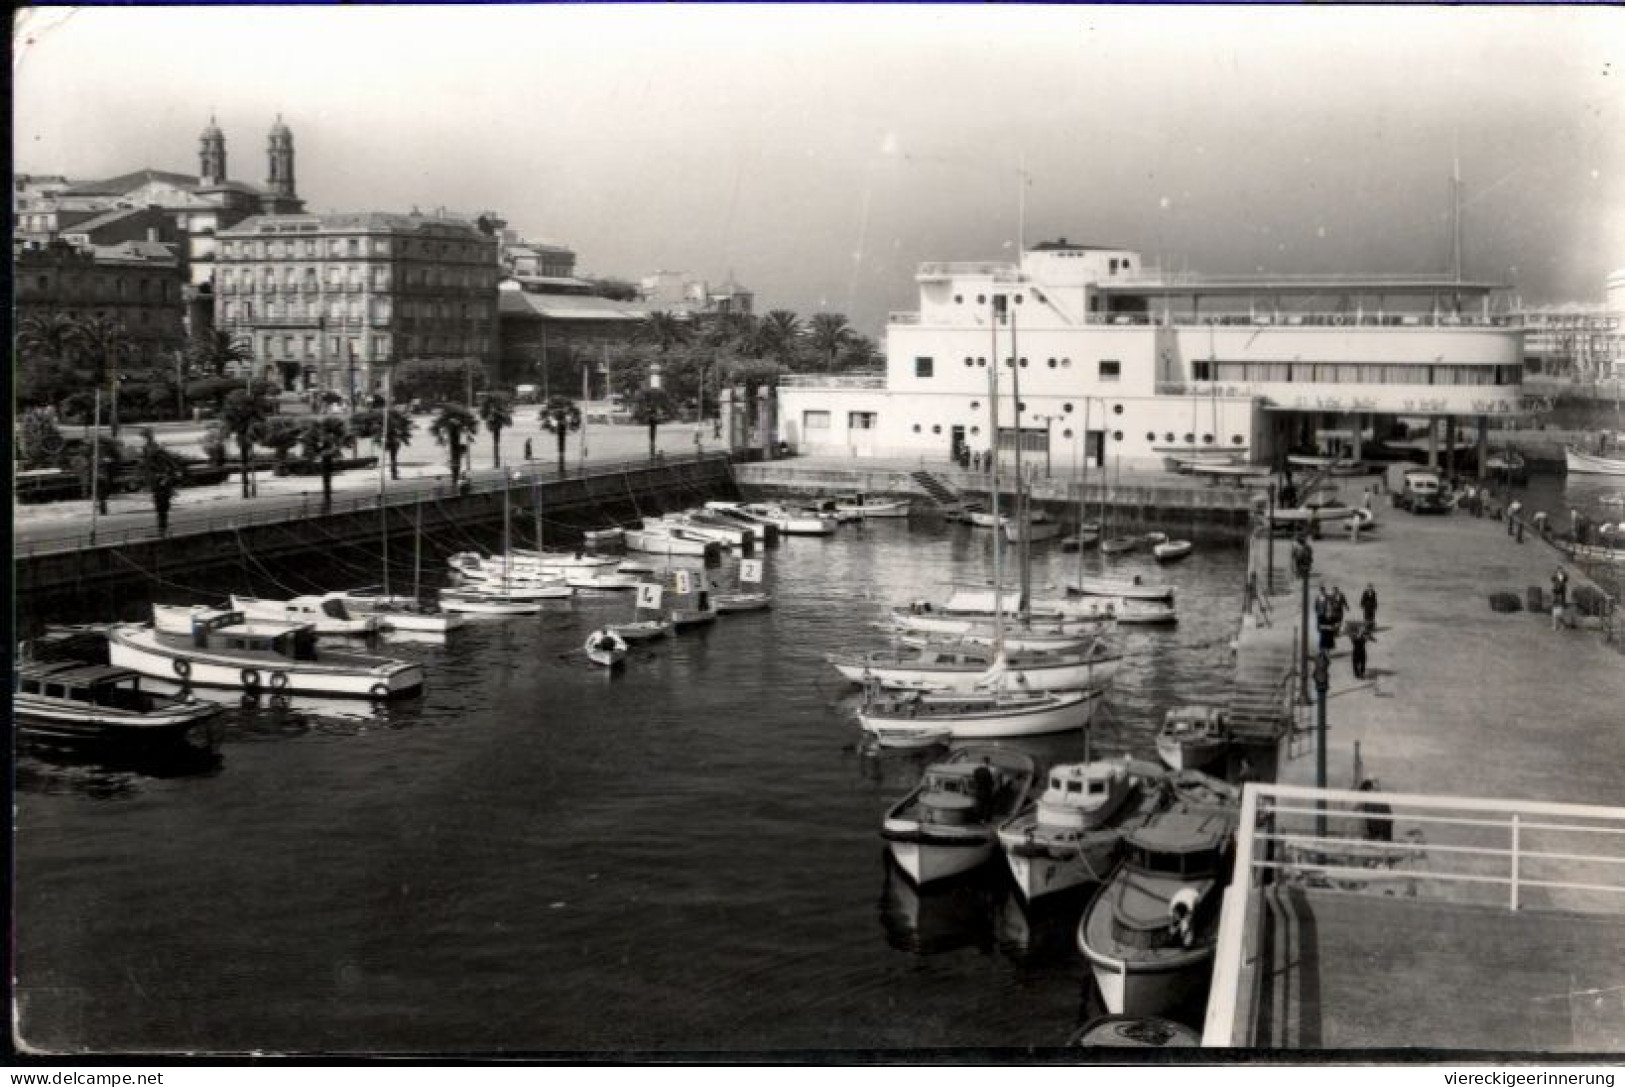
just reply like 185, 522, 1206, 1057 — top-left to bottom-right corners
1312, 582, 1381, 680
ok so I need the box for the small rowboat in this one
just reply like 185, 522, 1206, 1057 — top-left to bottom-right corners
439, 591, 542, 615
584, 629, 629, 668
1153, 539, 1193, 563
1100, 536, 1140, 555
864, 726, 951, 750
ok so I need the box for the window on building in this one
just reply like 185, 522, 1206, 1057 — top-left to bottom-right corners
915, 357, 934, 378
1099, 360, 1121, 380
347, 239, 360, 257
849, 412, 878, 430
1193, 361, 1213, 381
804, 410, 831, 430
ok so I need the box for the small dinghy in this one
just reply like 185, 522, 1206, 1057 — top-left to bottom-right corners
584, 629, 629, 668
714, 592, 771, 614
609, 617, 672, 642
1100, 536, 1140, 555
1152, 539, 1193, 563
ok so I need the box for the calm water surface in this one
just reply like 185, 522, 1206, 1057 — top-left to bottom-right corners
14, 514, 1287, 1055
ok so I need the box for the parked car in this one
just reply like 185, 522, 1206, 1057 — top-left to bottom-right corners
1395, 469, 1449, 514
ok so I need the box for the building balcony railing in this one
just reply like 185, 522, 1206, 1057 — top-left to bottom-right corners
1086, 313, 1522, 330
916, 261, 1018, 280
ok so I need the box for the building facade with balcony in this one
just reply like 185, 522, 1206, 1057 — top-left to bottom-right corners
213, 210, 500, 397
16, 238, 186, 355
777, 238, 1524, 470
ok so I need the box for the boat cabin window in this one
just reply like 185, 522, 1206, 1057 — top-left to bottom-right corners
45, 683, 67, 699
19, 678, 40, 695
1088, 780, 1107, 796
1131, 846, 1215, 878
321, 599, 349, 619
1067, 780, 1083, 795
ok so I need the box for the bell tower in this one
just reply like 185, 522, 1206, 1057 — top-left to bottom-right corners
199, 114, 227, 186
266, 115, 297, 201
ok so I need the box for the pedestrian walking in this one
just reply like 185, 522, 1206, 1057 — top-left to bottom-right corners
1360, 583, 1378, 628
523, 438, 533, 461
1507, 499, 1522, 537
1348, 511, 1362, 544
1349, 622, 1375, 679
1551, 569, 1569, 631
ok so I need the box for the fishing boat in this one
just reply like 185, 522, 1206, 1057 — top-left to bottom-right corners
1152, 539, 1193, 563
998, 757, 1167, 902
14, 660, 224, 748
229, 594, 379, 637
859, 686, 1101, 743
322, 591, 464, 634
830, 640, 1120, 694
108, 608, 424, 699
1076, 780, 1240, 1016
583, 629, 629, 668
881, 745, 1039, 885
1155, 706, 1231, 771
834, 494, 913, 519
1565, 447, 1625, 477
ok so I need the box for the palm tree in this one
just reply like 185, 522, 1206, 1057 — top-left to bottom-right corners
538, 396, 582, 477
134, 428, 188, 538
639, 310, 691, 355
257, 416, 305, 475
352, 408, 416, 480
71, 316, 137, 437
299, 416, 350, 513
430, 404, 479, 489
188, 329, 254, 379
808, 313, 853, 372
17, 313, 80, 363
628, 387, 677, 459
757, 309, 803, 367
477, 392, 515, 469
218, 389, 270, 498
18, 408, 66, 470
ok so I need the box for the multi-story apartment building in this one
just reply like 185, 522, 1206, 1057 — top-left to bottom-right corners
213, 210, 501, 396
16, 238, 187, 356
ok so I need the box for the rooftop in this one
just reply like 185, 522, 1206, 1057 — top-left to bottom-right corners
498, 290, 646, 323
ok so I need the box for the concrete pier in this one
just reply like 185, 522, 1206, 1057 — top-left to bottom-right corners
1212, 496, 1625, 1051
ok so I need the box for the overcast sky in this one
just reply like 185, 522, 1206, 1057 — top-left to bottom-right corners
15, 5, 1624, 334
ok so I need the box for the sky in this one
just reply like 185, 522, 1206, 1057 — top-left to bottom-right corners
14, 4, 1625, 336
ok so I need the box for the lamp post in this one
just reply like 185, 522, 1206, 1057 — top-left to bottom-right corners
1266, 483, 1277, 596
1294, 532, 1314, 707
1313, 648, 1330, 846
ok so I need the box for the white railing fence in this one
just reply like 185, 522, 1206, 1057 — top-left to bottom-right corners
1203, 782, 1625, 1047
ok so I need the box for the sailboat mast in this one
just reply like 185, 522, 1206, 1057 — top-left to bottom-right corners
1077, 397, 1091, 584
1010, 303, 1030, 617
989, 294, 1006, 658
380, 369, 391, 599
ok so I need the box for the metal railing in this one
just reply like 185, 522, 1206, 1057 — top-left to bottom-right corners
915, 261, 1018, 279
1088, 312, 1517, 329
1203, 782, 1625, 1047
14, 451, 734, 558
777, 372, 887, 389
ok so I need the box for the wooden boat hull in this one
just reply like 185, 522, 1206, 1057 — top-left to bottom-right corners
883, 835, 995, 886
107, 624, 423, 699
14, 695, 222, 746
1566, 448, 1625, 477
1000, 825, 1122, 902
858, 688, 1099, 741
1155, 737, 1227, 772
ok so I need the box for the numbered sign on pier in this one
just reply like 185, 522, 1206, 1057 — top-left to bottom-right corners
739, 559, 764, 584
636, 583, 664, 610
674, 570, 693, 595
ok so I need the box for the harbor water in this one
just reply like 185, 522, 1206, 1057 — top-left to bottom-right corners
14, 466, 1616, 1055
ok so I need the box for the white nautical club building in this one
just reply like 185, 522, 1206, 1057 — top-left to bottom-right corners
777, 239, 1523, 472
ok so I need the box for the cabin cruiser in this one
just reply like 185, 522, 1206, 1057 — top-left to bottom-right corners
1155, 706, 1231, 772
15, 659, 223, 748
230, 594, 379, 637
108, 607, 423, 699
882, 745, 1039, 885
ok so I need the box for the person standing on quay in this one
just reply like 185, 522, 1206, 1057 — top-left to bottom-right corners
1360, 583, 1378, 628
1551, 569, 1569, 631
1349, 622, 1376, 679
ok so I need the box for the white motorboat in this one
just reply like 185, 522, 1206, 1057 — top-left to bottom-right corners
891, 603, 1114, 640
968, 508, 1052, 530
505, 548, 622, 571
690, 506, 780, 545
998, 757, 1167, 902
322, 592, 464, 634
651, 514, 754, 551
1004, 519, 1065, 544
438, 590, 543, 615
881, 745, 1039, 885
830, 641, 1120, 694
1154, 706, 1231, 773
152, 603, 224, 637
584, 629, 629, 668
858, 686, 1100, 742
1566, 447, 1625, 477
1152, 540, 1193, 563
229, 594, 379, 637
562, 569, 644, 593
1077, 781, 1239, 1017
1099, 536, 1140, 555
15, 659, 223, 748
449, 572, 573, 600
1067, 575, 1174, 602
834, 494, 913, 519
624, 526, 721, 560
864, 726, 952, 750
109, 608, 423, 699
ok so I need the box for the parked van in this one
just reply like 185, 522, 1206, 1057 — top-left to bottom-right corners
1396, 469, 1448, 514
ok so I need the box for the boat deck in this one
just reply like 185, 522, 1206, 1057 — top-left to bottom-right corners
1245, 887, 1625, 1051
